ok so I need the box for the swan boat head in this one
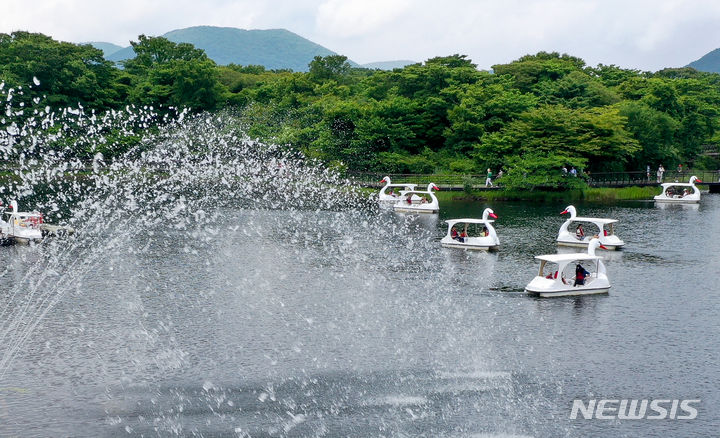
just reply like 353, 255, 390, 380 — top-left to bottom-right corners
482, 208, 498, 221
560, 205, 577, 219
587, 238, 608, 256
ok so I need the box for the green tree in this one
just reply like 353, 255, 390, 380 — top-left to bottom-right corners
0, 31, 122, 109
535, 70, 619, 108
477, 104, 639, 173
123, 35, 208, 74
500, 152, 588, 190
619, 101, 679, 168
123, 35, 226, 111
589, 64, 645, 88
425, 54, 477, 69
492, 51, 586, 93
308, 55, 351, 82
444, 74, 537, 155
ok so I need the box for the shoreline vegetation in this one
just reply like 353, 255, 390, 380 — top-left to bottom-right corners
2, 31, 720, 194
361, 185, 680, 202
2, 167, 701, 203
434, 186, 662, 202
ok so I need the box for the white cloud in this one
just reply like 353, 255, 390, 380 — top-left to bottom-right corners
0, 0, 262, 45
2, 0, 720, 70
316, 0, 411, 38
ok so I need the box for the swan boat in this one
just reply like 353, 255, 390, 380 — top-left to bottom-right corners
377, 176, 419, 203
1, 200, 44, 244
556, 205, 624, 250
393, 183, 440, 214
440, 208, 500, 251
526, 238, 611, 297
654, 176, 702, 204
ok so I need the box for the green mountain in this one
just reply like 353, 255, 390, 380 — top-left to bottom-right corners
361, 60, 417, 70
87, 41, 124, 58
687, 48, 720, 73
105, 26, 348, 71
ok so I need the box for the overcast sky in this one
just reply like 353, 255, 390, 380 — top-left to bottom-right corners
3, 0, 720, 71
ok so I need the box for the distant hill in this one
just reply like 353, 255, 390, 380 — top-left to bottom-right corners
104, 26, 349, 72
87, 42, 124, 58
361, 60, 417, 70
687, 48, 720, 73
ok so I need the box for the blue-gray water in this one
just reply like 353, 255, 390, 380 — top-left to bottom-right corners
1, 196, 719, 437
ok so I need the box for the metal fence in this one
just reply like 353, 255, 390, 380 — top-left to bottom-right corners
587, 169, 720, 186
347, 172, 489, 188
349, 169, 720, 188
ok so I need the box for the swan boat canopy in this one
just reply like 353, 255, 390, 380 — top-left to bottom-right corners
654, 176, 702, 204
392, 183, 440, 214
556, 205, 624, 250
378, 176, 419, 202
441, 208, 500, 251
1, 200, 44, 244
526, 239, 611, 297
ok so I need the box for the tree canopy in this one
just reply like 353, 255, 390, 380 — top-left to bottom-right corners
2, 32, 720, 188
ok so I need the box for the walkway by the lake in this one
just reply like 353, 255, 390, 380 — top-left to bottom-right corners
350, 170, 720, 192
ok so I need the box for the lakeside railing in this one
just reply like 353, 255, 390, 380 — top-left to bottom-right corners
3, 166, 719, 188
346, 172, 488, 188
587, 169, 720, 186
347, 169, 720, 189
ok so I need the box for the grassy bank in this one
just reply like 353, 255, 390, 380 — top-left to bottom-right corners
435, 186, 660, 202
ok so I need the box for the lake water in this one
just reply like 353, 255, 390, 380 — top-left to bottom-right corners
1, 194, 719, 437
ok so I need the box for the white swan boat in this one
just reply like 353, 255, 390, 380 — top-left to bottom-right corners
378, 176, 419, 202
556, 205, 624, 250
654, 176, 702, 203
440, 208, 500, 251
526, 238, 611, 297
1, 200, 44, 244
393, 183, 440, 214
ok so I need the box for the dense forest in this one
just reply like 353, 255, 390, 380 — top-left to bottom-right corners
2, 31, 720, 189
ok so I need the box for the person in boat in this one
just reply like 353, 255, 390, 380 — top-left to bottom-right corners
665, 187, 675, 197
546, 270, 569, 284
388, 189, 395, 197
480, 226, 488, 237
420, 196, 428, 204
574, 264, 590, 286
451, 227, 459, 241
575, 224, 585, 240
406, 194, 413, 204
682, 188, 690, 197
459, 229, 468, 243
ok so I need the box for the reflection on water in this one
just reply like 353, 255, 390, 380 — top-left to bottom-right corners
555, 245, 625, 262
3, 83, 718, 436
655, 201, 700, 211
2, 187, 720, 436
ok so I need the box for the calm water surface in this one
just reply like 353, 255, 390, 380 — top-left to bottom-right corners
1, 195, 719, 437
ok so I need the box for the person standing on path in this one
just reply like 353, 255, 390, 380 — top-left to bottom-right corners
485, 168, 493, 187
657, 165, 665, 183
